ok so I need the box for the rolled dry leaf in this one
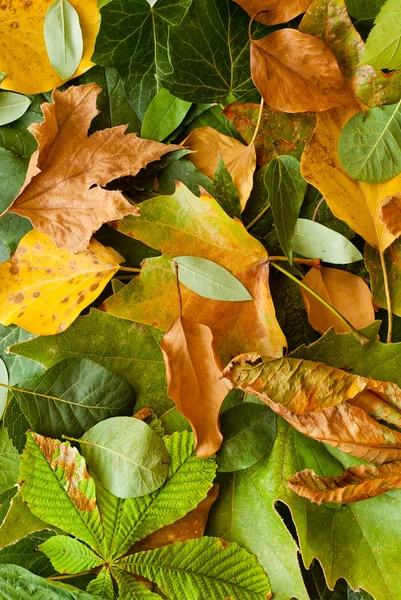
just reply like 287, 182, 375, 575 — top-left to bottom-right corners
380, 193, 401, 237
288, 461, 401, 505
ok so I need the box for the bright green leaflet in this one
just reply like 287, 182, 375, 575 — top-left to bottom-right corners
338, 101, 401, 182
0, 565, 100, 600
0, 92, 31, 127
0, 359, 7, 419
19, 434, 105, 555
212, 157, 241, 219
264, 156, 307, 263
86, 567, 115, 599
114, 569, 161, 598
95, 431, 216, 560
293, 219, 363, 264
361, 0, 401, 69
174, 256, 253, 301
11, 357, 135, 441
217, 404, 276, 473
39, 536, 104, 574
119, 536, 271, 600
141, 88, 192, 141
365, 240, 401, 315
94, 0, 193, 119
10, 309, 169, 416
0, 532, 55, 577
0, 491, 50, 551
161, 0, 256, 103
78, 417, 170, 499
345, 0, 385, 19
0, 425, 19, 494
44, 0, 83, 80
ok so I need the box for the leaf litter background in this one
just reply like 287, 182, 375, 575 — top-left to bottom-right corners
2, 0, 401, 599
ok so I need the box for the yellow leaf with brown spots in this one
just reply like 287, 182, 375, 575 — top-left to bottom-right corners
0, 228, 123, 336
0, 0, 99, 95
3, 84, 180, 252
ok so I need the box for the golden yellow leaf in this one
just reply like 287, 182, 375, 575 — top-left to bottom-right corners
250, 29, 356, 113
0, 0, 99, 94
160, 316, 232, 458
301, 267, 375, 334
288, 461, 401, 505
234, 0, 313, 25
0, 229, 123, 336
301, 106, 398, 251
184, 126, 256, 211
4, 84, 180, 252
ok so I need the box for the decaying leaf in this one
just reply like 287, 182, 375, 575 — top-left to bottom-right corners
380, 193, 401, 237
301, 106, 398, 251
160, 316, 231, 458
3, 84, 180, 252
250, 29, 355, 113
0, 229, 122, 336
288, 461, 401, 505
0, 0, 99, 94
234, 0, 313, 25
184, 126, 256, 210
301, 267, 375, 334
103, 183, 286, 364
131, 485, 220, 552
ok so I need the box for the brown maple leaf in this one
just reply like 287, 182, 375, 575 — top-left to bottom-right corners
3, 84, 180, 252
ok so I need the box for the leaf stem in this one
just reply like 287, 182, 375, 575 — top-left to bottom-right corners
250, 97, 264, 146
118, 267, 142, 273
174, 262, 183, 317
270, 262, 369, 345
245, 205, 270, 231
47, 571, 94, 581
268, 256, 322, 268
379, 248, 393, 343
312, 197, 325, 222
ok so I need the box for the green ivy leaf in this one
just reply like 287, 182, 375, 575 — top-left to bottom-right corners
39, 536, 104, 574
0, 425, 19, 494
174, 256, 253, 301
79, 417, 170, 499
94, 0, 193, 119
44, 0, 83, 80
0, 92, 31, 127
212, 157, 241, 219
264, 156, 308, 263
12, 357, 135, 440
141, 89, 192, 141
118, 536, 271, 600
361, 0, 401, 69
217, 404, 276, 473
338, 101, 401, 183
293, 219, 363, 264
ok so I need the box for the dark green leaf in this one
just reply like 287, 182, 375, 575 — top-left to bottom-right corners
174, 256, 253, 301
157, 159, 213, 196
217, 404, 276, 472
13, 357, 135, 440
0, 491, 50, 552
0, 358, 7, 418
0, 425, 18, 495
0, 214, 32, 256
365, 239, 401, 316
79, 417, 170, 499
44, 0, 83, 80
293, 219, 363, 263
212, 157, 241, 218
4, 398, 30, 453
141, 88, 192, 141
0, 532, 55, 577
0, 93, 30, 127
0, 324, 42, 385
345, 0, 385, 20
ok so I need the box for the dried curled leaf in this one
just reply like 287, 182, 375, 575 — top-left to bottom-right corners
301, 267, 375, 334
380, 193, 401, 237
160, 316, 232, 458
234, 0, 313, 25
4, 84, 180, 252
288, 461, 401, 505
184, 126, 256, 211
250, 29, 355, 113
0, 229, 122, 336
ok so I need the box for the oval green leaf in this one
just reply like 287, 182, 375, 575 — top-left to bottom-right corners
217, 404, 276, 472
174, 256, 253, 301
338, 101, 401, 183
141, 88, 192, 142
360, 0, 401, 69
44, 0, 84, 80
80, 416, 170, 499
0, 358, 8, 420
293, 219, 362, 264
0, 92, 31, 126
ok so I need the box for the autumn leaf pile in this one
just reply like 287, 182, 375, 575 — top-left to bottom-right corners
3, 0, 401, 598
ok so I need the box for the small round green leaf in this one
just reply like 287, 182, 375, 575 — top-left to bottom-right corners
338, 102, 401, 183
0, 92, 31, 126
217, 404, 276, 472
80, 417, 170, 499
0, 358, 8, 420
141, 88, 192, 141
174, 256, 253, 301
293, 219, 362, 264
44, 0, 84, 80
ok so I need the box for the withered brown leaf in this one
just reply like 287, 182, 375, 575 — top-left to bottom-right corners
250, 29, 355, 113
234, 0, 313, 25
160, 316, 232, 458
380, 193, 401, 238
3, 84, 180, 252
288, 461, 401, 505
